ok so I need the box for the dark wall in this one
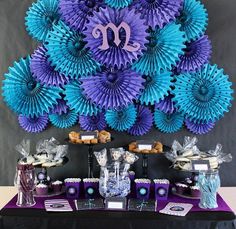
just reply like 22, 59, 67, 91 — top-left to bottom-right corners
0, 0, 235, 186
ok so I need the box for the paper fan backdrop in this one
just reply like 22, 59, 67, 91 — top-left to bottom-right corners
18, 114, 49, 133
49, 110, 78, 128
105, 105, 137, 131
127, 105, 153, 136
154, 110, 184, 133
133, 22, 186, 75
185, 118, 215, 134
84, 7, 148, 69
139, 72, 172, 105
155, 94, 176, 114
79, 112, 107, 131
30, 45, 69, 87
177, 0, 208, 42
59, 0, 104, 31
45, 20, 100, 78
50, 99, 68, 115
176, 35, 212, 73
173, 64, 234, 123
133, 0, 183, 29
25, 0, 60, 42
64, 80, 99, 116
2, 57, 62, 117
81, 69, 145, 110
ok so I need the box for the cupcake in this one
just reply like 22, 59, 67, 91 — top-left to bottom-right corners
134, 179, 151, 200
36, 183, 48, 195
83, 178, 99, 199
190, 185, 201, 198
175, 182, 188, 195
64, 178, 81, 199
51, 180, 63, 193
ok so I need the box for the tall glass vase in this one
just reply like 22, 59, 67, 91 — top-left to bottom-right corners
14, 164, 36, 207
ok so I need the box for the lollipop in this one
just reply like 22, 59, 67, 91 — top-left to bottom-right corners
59, 0, 104, 31
25, 0, 60, 42
185, 118, 215, 135
173, 64, 234, 123
132, 0, 183, 29
79, 112, 107, 131
139, 72, 172, 105
49, 109, 78, 128
45, 20, 100, 78
64, 80, 99, 116
127, 105, 153, 136
105, 105, 137, 131
2, 57, 62, 116
81, 68, 145, 110
30, 45, 69, 87
155, 94, 176, 114
176, 35, 212, 73
18, 114, 49, 133
154, 110, 184, 133
177, 0, 208, 42
84, 7, 148, 68
133, 22, 186, 75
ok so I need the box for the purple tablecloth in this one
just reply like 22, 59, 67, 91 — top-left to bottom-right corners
3, 193, 233, 213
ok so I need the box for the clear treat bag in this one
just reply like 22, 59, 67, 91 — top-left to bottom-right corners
198, 171, 221, 209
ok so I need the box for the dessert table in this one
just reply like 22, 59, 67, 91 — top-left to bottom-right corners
0, 187, 235, 229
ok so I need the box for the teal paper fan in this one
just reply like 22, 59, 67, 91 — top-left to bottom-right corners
25, 0, 60, 42
154, 109, 184, 133
64, 80, 99, 116
2, 56, 62, 116
105, 0, 132, 9
45, 20, 100, 78
139, 72, 173, 105
132, 23, 186, 75
49, 109, 78, 128
173, 64, 234, 123
177, 0, 208, 42
105, 105, 137, 131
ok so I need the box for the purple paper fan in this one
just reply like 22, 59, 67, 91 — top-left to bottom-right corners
79, 112, 107, 131
84, 7, 148, 68
132, 0, 183, 29
81, 68, 145, 110
30, 45, 69, 87
185, 118, 215, 134
18, 114, 49, 133
176, 35, 212, 73
50, 99, 68, 115
127, 105, 153, 136
59, 0, 104, 31
155, 94, 176, 114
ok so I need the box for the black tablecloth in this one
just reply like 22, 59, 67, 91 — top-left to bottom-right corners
0, 208, 235, 229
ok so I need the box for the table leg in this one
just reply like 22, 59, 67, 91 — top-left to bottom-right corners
88, 145, 94, 178
142, 154, 148, 178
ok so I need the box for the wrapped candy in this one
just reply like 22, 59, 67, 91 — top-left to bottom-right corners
110, 148, 125, 161
94, 148, 108, 167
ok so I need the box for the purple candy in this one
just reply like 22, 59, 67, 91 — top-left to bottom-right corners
132, 0, 183, 29
79, 112, 107, 131
176, 35, 212, 73
18, 114, 49, 133
127, 105, 153, 136
185, 118, 215, 134
50, 99, 68, 115
30, 46, 69, 87
81, 69, 145, 110
59, 0, 104, 31
155, 94, 176, 114
84, 7, 148, 68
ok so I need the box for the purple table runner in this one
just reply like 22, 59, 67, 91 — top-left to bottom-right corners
3, 193, 233, 213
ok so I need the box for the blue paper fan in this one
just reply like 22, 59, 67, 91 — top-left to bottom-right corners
25, 0, 60, 42
18, 114, 49, 133
45, 20, 100, 78
105, 105, 137, 131
154, 109, 184, 133
64, 80, 99, 116
49, 109, 78, 128
173, 64, 234, 123
139, 72, 172, 105
132, 23, 186, 75
177, 0, 208, 42
155, 94, 176, 114
79, 112, 107, 131
2, 57, 62, 116
105, 0, 132, 9
185, 118, 215, 134
127, 105, 153, 136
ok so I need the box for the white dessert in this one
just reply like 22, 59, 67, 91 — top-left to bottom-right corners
175, 183, 188, 188
36, 183, 48, 188
153, 179, 169, 184
190, 185, 199, 190
52, 180, 63, 185
35, 153, 53, 161
134, 178, 151, 184
83, 178, 99, 183
64, 178, 81, 183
